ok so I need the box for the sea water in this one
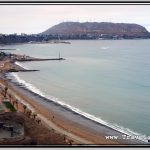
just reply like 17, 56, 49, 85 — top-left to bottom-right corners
2, 40, 150, 137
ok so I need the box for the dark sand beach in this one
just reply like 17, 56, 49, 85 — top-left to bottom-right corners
0, 54, 148, 146
0, 72, 148, 145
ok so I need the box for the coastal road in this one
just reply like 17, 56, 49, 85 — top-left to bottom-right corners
0, 80, 93, 145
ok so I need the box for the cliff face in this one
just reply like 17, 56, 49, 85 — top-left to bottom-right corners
41, 22, 150, 38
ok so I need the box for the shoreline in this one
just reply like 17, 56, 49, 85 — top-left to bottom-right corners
0, 74, 92, 144
0, 51, 148, 145
7, 72, 144, 141
1, 72, 148, 145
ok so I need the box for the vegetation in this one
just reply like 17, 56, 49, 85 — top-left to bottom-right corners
0, 34, 59, 44
3, 101, 16, 112
41, 22, 150, 39
0, 22, 150, 44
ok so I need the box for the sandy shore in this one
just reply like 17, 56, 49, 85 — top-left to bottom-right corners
0, 72, 148, 146
0, 56, 148, 146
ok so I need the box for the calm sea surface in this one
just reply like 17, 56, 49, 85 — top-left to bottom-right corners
2, 40, 150, 136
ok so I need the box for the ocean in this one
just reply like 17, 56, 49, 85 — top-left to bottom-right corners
2, 40, 150, 138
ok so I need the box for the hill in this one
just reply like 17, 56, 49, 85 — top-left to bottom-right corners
40, 22, 150, 39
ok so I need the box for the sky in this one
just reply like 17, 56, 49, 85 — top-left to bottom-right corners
0, 5, 150, 34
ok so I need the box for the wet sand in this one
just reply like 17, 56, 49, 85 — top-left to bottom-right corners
0, 73, 148, 146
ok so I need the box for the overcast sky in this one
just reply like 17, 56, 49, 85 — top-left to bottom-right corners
0, 5, 150, 34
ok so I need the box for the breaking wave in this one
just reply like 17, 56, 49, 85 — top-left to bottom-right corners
8, 72, 148, 143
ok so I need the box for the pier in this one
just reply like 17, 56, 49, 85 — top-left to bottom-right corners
0, 52, 65, 73
16, 57, 65, 62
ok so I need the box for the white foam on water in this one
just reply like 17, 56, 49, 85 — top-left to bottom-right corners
15, 62, 30, 70
9, 72, 148, 143
101, 46, 110, 50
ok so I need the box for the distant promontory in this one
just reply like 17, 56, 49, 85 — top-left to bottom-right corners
0, 22, 150, 44
40, 22, 150, 39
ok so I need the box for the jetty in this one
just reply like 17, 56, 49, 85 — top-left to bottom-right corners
0, 49, 16, 51
0, 52, 65, 73
11, 53, 65, 62
16, 57, 65, 62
